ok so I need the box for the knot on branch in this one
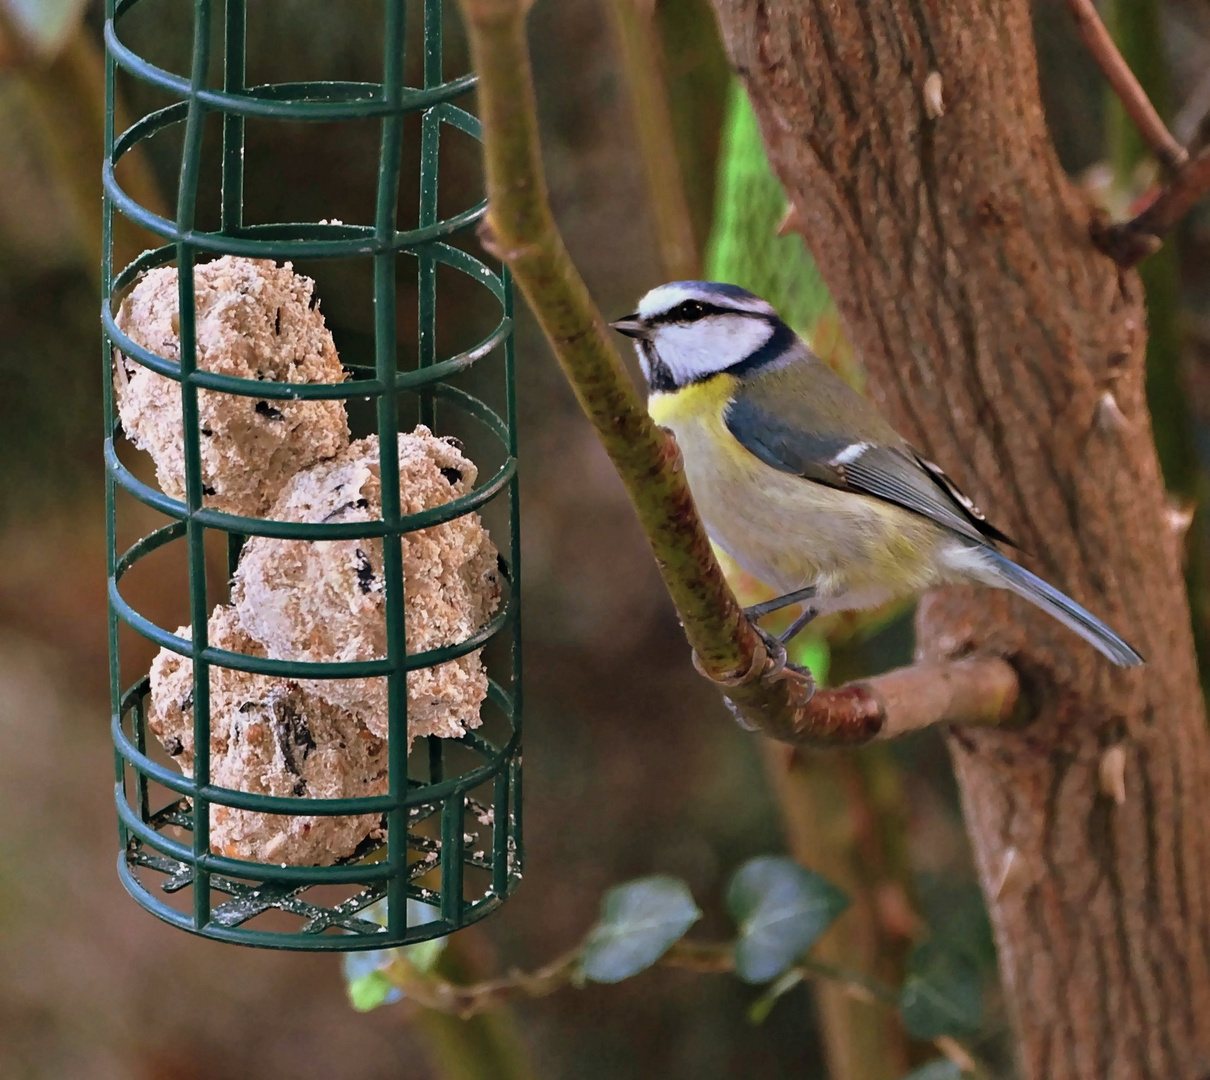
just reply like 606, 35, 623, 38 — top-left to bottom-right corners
476, 217, 545, 264
689, 630, 775, 687
1092, 218, 1164, 270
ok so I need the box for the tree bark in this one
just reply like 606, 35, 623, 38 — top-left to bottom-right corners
708, 2, 1210, 1078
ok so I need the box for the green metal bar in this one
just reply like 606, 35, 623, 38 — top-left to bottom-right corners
221, 0, 247, 232
376, 0, 410, 940
221, 0, 247, 583
132, 693, 151, 824
177, 0, 214, 931
492, 769, 508, 895
504, 267, 523, 880
105, 16, 477, 120
107, 401, 515, 536
103, 0, 126, 848
417, 0, 443, 428
428, 735, 445, 784
441, 794, 466, 924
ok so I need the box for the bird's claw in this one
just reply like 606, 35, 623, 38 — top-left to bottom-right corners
752, 624, 789, 677
751, 624, 812, 681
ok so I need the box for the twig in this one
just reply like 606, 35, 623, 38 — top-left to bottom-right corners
1097, 145, 1210, 267
0, 6, 168, 279
1172, 65, 1210, 150
934, 1035, 994, 1080
386, 947, 582, 1018
383, 935, 991, 1076
1065, 0, 1187, 173
1066, 0, 1210, 267
606, 0, 700, 279
455, 0, 1021, 745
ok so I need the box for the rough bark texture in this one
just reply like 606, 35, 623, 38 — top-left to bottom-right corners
709, 2, 1210, 1078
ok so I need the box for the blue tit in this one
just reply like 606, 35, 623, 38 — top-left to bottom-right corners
610, 281, 1143, 667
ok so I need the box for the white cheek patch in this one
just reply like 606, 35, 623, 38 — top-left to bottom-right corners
654, 316, 773, 384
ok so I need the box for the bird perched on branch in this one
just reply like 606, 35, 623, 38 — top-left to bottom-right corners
611, 281, 1143, 667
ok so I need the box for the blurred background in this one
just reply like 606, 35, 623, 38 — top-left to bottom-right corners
1, 1, 1209, 1078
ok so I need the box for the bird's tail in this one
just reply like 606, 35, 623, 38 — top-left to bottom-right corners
981, 548, 1144, 667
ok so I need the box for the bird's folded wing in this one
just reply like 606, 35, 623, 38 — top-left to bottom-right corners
724, 395, 1016, 548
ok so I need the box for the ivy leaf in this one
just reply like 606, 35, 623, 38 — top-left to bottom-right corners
727, 856, 848, 984
341, 899, 444, 1011
900, 1061, 963, 1080
345, 967, 403, 1012
579, 876, 702, 984
900, 941, 983, 1040
403, 935, 446, 976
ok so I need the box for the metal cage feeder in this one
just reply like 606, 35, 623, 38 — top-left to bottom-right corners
102, 0, 522, 950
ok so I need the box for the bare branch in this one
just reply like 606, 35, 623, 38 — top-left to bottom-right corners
606, 0, 700, 279
384, 935, 993, 1076
1097, 145, 1210, 267
864, 657, 1021, 741
456, 0, 1021, 746
1065, 0, 1187, 173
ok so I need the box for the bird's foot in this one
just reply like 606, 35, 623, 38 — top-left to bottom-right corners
751, 624, 812, 678
742, 585, 818, 621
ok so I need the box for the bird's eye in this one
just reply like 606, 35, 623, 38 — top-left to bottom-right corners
679, 301, 706, 321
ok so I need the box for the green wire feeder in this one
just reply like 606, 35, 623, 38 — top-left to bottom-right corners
102, 0, 522, 950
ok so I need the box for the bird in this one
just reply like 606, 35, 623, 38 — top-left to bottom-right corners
609, 280, 1143, 668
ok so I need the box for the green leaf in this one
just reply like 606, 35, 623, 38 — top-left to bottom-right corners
340, 899, 443, 1011
346, 969, 403, 1012
402, 935, 446, 975
900, 941, 983, 1040
915, 876, 997, 971
579, 876, 702, 984
900, 1061, 963, 1080
727, 856, 848, 984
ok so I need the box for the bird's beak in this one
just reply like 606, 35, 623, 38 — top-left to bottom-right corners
609, 314, 647, 339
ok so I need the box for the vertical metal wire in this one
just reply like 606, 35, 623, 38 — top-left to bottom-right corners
420, 0, 444, 792
103, 0, 127, 849
417, 0, 442, 431
221, 0, 248, 583
375, 0, 410, 940
504, 268, 524, 878
178, 0, 214, 929
220, 0, 246, 233
440, 792, 465, 925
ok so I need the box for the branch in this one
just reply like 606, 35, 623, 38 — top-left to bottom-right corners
1064, 0, 1187, 173
386, 940, 879, 1017
1097, 145, 1210, 267
384, 937, 992, 1077
455, 0, 1021, 745
605, 0, 700, 279
1065, 0, 1210, 267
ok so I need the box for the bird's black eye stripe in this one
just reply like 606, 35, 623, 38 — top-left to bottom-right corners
648, 299, 746, 326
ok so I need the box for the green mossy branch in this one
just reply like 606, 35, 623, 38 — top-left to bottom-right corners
455, 0, 1020, 745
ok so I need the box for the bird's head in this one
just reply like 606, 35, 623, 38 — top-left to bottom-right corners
610, 281, 797, 392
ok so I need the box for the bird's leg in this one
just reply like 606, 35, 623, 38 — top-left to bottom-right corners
741, 588, 819, 681
743, 585, 818, 621
777, 605, 819, 645
744, 585, 819, 643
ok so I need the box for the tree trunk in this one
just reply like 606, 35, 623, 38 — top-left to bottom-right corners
708, 2, 1210, 1078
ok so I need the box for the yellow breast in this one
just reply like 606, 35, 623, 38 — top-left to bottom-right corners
648, 377, 945, 606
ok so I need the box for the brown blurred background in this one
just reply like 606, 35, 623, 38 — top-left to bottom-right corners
2, 1, 1209, 1078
